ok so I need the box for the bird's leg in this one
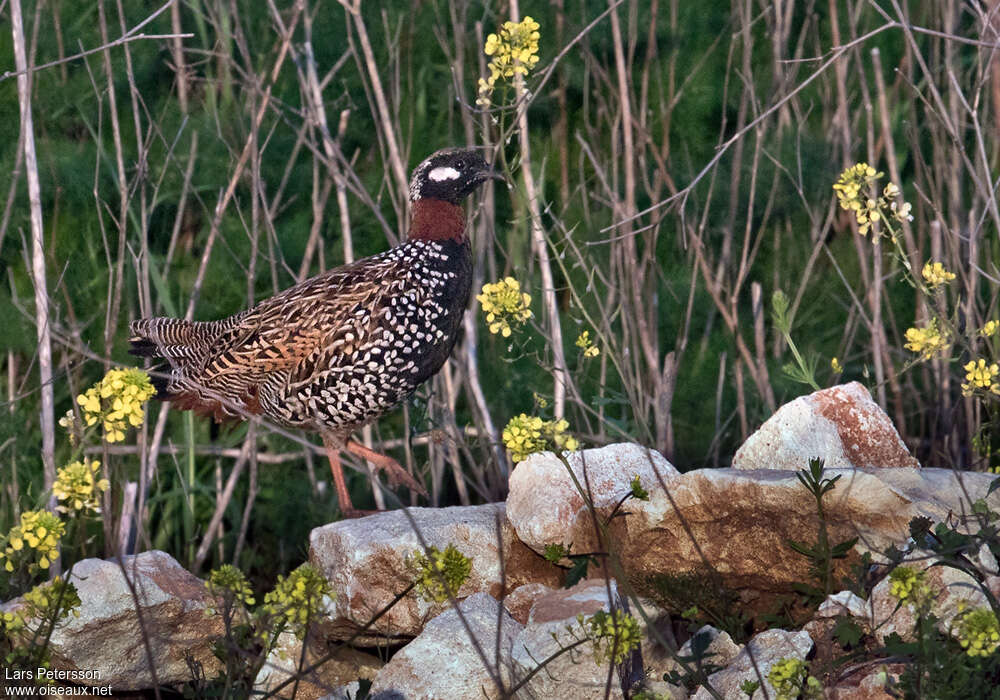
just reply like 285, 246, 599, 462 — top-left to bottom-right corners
322, 436, 361, 518
345, 439, 428, 498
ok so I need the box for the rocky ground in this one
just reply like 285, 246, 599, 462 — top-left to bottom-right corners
5, 382, 1000, 699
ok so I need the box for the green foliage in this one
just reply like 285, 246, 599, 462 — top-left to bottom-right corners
261, 564, 333, 639
2, 577, 81, 674
767, 657, 822, 700
787, 458, 858, 604
408, 544, 472, 603
575, 609, 642, 665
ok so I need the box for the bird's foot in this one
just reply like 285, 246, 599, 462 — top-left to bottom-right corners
345, 439, 428, 498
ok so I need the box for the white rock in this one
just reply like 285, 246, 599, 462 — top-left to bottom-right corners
733, 382, 919, 470
691, 629, 813, 700
4, 551, 223, 690
816, 591, 872, 622
369, 593, 521, 699
309, 503, 561, 642
511, 578, 633, 699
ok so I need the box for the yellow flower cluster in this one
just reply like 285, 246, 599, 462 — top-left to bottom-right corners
477, 277, 533, 337
981, 320, 1000, 337
1, 510, 65, 572
954, 607, 1000, 657
503, 413, 579, 463
830, 357, 843, 374
888, 566, 932, 608
2, 577, 81, 644
207, 564, 256, 607
904, 320, 950, 360
579, 609, 642, 666
69, 368, 156, 443
767, 657, 822, 700
832, 163, 912, 237
962, 359, 1000, 397
575, 330, 600, 358
262, 564, 333, 639
52, 459, 109, 514
921, 261, 956, 288
476, 16, 541, 107
409, 544, 472, 603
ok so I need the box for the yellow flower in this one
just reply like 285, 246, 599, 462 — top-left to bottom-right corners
575, 330, 600, 358
503, 413, 579, 463
767, 657, 822, 700
889, 566, 932, 610
980, 321, 999, 338
831, 357, 843, 374
954, 607, 1000, 657
476, 16, 541, 107
206, 564, 256, 607
72, 368, 156, 444
921, 261, 956, 288
261, 564, 333, 639
833, 163, 911, 237
409, 544, 472, 603
580, 610, 642, 666
53, 459, 109, 514
1, 510, 64, 573
962, 358, 1000, 397
904, 320, 950, 360
477, 277, 533, 337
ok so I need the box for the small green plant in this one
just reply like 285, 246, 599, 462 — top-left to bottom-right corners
573, 609, 642, 665
409, 544, 472, 603
767, 657, 822, 700
1, 576, 81, 674
787, 458, 858, 603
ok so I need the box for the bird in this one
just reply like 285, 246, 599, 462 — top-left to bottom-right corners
129, 147, 501, 517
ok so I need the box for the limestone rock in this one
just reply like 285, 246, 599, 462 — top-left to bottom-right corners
502, 583, 553, 625
309, 503, 561, 642
733, 382, 919, 470
507, 443, 679, 557
511, 578, 635, 699
691, 629, 813, 700
507, 442, 1000, 594
254, 632, 382, 700
6, 551, 224, 690
369, 593, 520, 699
816, 591, 872, 622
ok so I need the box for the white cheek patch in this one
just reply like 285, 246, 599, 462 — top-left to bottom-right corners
428, 166, 461, 182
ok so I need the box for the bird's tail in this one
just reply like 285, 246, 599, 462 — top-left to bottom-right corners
128, 317, 213, 398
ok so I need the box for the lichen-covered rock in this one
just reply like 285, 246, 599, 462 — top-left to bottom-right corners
309, 503, 561, 642
733, 382, 919, 470
369, 593, 520, 699
4, 551, 223, 690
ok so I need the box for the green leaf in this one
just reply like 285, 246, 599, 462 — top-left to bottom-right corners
832, 617, 864, 648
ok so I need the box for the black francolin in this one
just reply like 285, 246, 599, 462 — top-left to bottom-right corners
129, 147, 500, 516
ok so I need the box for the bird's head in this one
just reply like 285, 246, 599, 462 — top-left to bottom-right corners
408, 148, 503, 204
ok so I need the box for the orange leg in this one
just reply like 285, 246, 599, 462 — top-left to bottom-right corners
345, 439, 428, 498
322, 436, 361, 518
